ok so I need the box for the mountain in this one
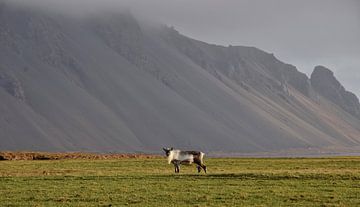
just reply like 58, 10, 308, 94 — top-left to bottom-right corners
311, 66, 360, 119
0, 2, 359, 154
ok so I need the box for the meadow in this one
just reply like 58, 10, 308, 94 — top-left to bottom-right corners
0, 156, 359, 206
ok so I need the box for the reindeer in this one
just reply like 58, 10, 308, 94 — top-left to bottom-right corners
163, 147, 207, 173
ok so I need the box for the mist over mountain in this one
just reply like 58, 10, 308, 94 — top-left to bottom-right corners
1, 1, 360, 154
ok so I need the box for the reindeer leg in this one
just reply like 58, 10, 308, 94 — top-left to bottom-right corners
202, 164, 207, 173
197, 165, 202, 173
174, 161, 180, 173
194, 159, 204, 173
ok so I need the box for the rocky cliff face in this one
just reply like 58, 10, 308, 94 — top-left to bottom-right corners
0, 2, 359, 154
161, 26, 311, 99
311, 65, 360, 118
89, 12, 146, 67
0, 71, 25, 101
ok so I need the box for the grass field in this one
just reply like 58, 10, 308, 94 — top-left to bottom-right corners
0, 157, 359, 206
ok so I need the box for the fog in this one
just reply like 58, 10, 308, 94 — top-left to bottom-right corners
9, 0, 360, 97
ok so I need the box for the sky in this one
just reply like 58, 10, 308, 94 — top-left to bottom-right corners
10, 0, 360, 97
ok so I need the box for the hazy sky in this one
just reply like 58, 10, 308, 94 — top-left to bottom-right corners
11, 0, 360, 97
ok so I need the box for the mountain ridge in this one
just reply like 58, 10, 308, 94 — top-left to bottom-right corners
0, 2, 359, 154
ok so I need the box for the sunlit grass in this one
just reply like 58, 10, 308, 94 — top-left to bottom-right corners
0, 157, 359, 206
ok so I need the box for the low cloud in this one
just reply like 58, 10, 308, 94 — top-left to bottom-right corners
8, 0, 360, 97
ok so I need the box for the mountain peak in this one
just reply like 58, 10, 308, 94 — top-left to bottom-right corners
313, 65, 334, 77
311, 66, 360, 118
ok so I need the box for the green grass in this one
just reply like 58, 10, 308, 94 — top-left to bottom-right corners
0, 157, 359, 206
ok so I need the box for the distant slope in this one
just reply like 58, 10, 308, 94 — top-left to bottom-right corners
0, 2, 359, 154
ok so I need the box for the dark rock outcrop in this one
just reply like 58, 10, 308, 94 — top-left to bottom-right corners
0, 72, 25, 101
311, 65, 360, 118
88, 11, 148, 68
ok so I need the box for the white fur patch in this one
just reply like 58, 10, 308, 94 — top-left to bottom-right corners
167, 150, 194, 164
200, 152, 204, 163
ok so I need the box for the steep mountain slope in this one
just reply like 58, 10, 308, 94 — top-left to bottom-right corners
311, 66, 360, 119
0, 2, 359, 154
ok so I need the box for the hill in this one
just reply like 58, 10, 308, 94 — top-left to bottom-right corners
0, 2, 359, 154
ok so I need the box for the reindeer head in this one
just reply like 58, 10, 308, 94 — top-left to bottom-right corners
163, 147, 173, 157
